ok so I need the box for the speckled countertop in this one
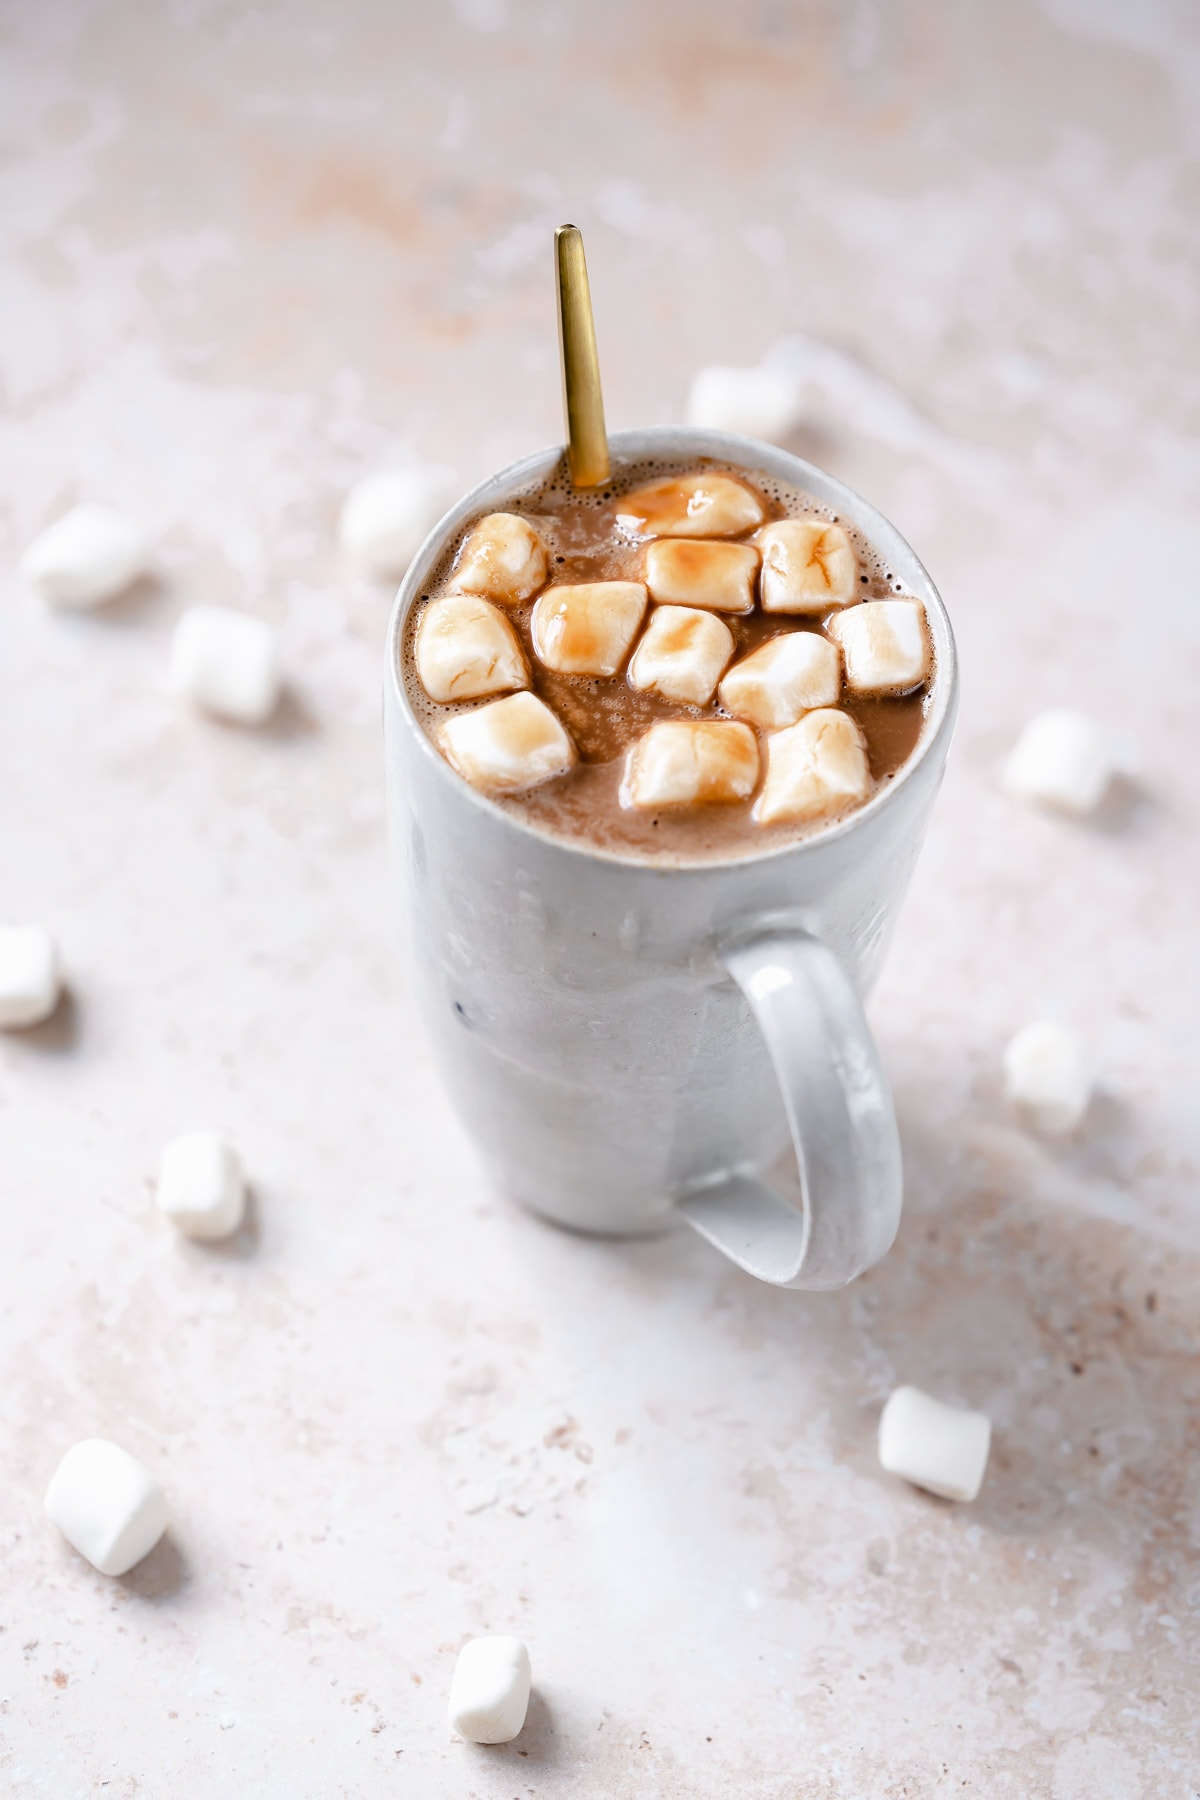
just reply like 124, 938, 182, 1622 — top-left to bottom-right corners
1, 3, 1198, 1795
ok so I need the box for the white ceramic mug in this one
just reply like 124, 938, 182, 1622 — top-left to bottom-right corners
384, 428, 957, 1289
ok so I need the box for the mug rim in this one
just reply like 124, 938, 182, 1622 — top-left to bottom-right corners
384, 426, 959, 872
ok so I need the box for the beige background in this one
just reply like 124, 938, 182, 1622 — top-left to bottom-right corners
1, 2, 1198, 1795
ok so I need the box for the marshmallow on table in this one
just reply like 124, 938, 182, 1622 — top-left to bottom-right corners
1002, 709, 1116, 816
157, 1130, 247, 1241
627, 605, 735, 706
440, 692, 575, 795
169, 606, 282, 726
448, 512, 548, 607
338, 468, 445, 578
718, 631, 841, 729
644, 539, 759, 614
755, 708, 871, 825
624, 720, 759, 809
0, 924, 61, 1029
759, 518, 858, 613
20, 503, 149, 609
44, 1439, 168, 1576
617, 473, 766, 539
531, 581, 647, 676
828, 599, 930, 694
878, 1385, 992, 1503
686, 364, 804, 444
448, 1636, 531, 1744
1003, 1020, 1092, 1135
416, 596, 528, 702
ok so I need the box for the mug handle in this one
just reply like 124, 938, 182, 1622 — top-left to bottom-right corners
674, 929, 903, 1290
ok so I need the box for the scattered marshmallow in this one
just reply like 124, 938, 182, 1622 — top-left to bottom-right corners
0, 924, 61, 1029
758, 518, 858, 613
617, 473, 766, 539
754, 708, 871, 825
448, 1636, 532, 1745
685, 364, 804, 444
878, 1385, 991, 1503
718, 631, 841, 729
1003, 1020, 1092, 1135
338, 468, 445, 578
1002, 710, 1117, 816
448, 512, 548, 607
416, 596, 528, 702
44, 1439, 168, 1576
644, 538, 759, 614
531, 581, 647, 676
168, 606, 282, 726
828, 599, 930, 693
623, 720, 759, 809
20, 503, 149, 609
439, 692, 575, 795
627, 605, 735, 706
156, 1130, 247, 1241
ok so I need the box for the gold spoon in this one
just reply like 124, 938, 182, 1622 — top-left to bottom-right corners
554, 224, 611, 489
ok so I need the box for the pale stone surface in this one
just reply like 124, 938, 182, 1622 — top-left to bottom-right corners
1, 4, 1198, 1795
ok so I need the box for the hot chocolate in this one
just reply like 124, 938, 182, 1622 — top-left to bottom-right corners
400, 454, 933, 864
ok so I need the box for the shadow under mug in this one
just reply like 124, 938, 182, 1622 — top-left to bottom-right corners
384, 428, 958, 1290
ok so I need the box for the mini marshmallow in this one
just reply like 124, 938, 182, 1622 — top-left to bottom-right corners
531, 581, 647, 676
617, 473, 765, 540
0, 924, 61, 1029
169, 606, 282, 726
759, 518, 858, 613
338, 468, 445, 578
627, 605, 735, 706
44, 1439, 168, 1576
718, 631, 841, 729
448, 512, 548, 607
878, 1385, 992, 1503
416, 596, 528, 702
20, 503, 149, 609
156, 1130, 247, 1241
1003, 1020, 1092, 1135
828, 599, 930, 694
754, 708, 870, 825
440, 692, 575, 795
686, 364, 805, 444
448, 1636, 531, 1744
644, 539, 759, 614
623, 720, 759, 809
1002, 710, 1116, 816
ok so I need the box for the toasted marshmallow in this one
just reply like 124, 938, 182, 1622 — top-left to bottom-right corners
828, 599, 930, 693
718, 631, 841, 729
531, 581, 647, 676
627, 606, 735, 706
21, 503, 148, 609
415, 596, 528, 702
644, 539, 759, 614
448, 512, 548, 606
338, 468, 445, 578
0, 924, 61, 1029
448, 1636, 531, 1745
156, 1130, 247, 1241
44, 1439, 168, 1577
759, 518, 858, 613
686, 364, 804, 444
878, 1386, 992, 1504
439, 692, 575, 795
1002, 710, 1116, 816
624, 720, 759, 809
1003, 1020, 1092, 1135
754, 708, 870, 825
617, 473, 765, 539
